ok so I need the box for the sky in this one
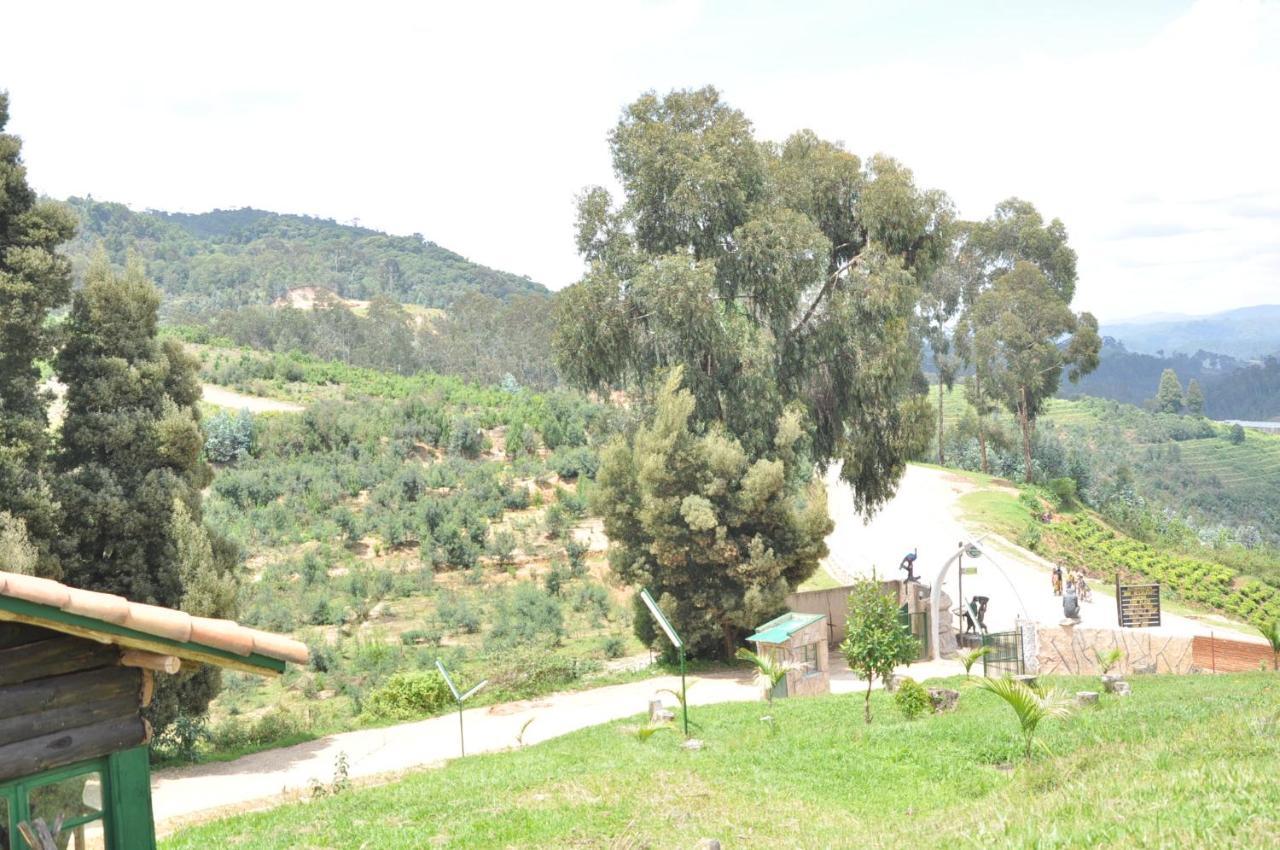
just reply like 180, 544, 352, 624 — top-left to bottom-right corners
3, 0, 1277, 322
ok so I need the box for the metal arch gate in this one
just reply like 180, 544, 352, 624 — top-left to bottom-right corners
981, 630, 1024, 678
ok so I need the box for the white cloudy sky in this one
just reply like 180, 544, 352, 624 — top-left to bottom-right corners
3, 0, 1277, 321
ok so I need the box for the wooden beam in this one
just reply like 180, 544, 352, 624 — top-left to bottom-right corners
0, 636, 121, 687
0, 691, 140, 748
120, 649, 181, 674
0, 597, 284, 677
0, 621, 59, 649
0, 714, 150, 783
0, 666, 141, 721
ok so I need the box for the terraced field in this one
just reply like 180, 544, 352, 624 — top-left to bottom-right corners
1176, 432, 1280, 487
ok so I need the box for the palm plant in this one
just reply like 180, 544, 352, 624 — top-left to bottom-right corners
1258, 621, 1280, 672
735, 647, 793, 704
958, 646, 992, 678
1095, 647, 1124, 676
978, 676, 1073, 760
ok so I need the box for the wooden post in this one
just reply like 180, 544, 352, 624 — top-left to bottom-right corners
120, 649, 181, 674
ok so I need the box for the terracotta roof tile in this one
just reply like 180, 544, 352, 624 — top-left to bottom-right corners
0, 570, 307, 670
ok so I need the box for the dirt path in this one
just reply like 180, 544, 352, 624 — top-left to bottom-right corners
152, 657, 962, 833
822, 463, 1254, 641
200, 384, 304, 413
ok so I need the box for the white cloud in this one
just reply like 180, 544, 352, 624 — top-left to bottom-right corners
2, 0, 1276, 319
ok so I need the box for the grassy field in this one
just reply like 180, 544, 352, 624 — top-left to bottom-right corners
162, 673, 1280, 849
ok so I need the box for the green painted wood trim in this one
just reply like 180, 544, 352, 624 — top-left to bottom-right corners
107, 747, 155, 850
0, 755, 111, 850
0, 596, 285, 674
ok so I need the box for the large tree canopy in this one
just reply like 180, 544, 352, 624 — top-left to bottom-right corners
969, 261, 1100, 481
556, 87, 947, 513
0, 91, 77, 577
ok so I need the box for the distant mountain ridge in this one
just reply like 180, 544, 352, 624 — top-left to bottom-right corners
1101, 304, 1280, 360
60, 198, 547, 316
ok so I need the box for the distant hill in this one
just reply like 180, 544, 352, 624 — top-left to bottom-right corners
1101, 305, 1280, 360
1061, 339, 1280, 421
59, 198, 547, 316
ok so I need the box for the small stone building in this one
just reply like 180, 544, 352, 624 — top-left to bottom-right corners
0, 570, 308, 850
747, 612, 829, 698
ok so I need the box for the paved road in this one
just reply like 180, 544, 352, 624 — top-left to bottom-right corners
822, 463, 1249, 640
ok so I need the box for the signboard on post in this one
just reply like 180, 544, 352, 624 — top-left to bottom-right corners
436, 659, 487, 756
639, 589, 682, 650
639, 588, 688, 735
1115, 577, 1161, 627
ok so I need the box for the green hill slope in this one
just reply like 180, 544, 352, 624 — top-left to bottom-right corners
932, 389, 1280, 550
60, 197, 547, 315
162, 674, 1280, 849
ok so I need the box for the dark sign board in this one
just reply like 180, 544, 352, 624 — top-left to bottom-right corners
1115, 576, 1161, 628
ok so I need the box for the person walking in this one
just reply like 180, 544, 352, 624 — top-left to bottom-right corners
1051, 564, 1063, 596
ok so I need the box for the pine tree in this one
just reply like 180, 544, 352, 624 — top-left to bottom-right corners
55, 256, 238, 730
1154, 368, 1185, 414
0, 91, 78, 577
1185, 378, 1205, 416
596, 369, 833, 658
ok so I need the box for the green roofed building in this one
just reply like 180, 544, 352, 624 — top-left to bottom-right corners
748, 612, 829, 698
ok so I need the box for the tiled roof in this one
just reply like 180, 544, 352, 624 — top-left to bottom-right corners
0, 570, 309, 667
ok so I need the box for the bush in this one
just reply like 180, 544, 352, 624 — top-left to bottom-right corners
210, 708, 304, 752
154, 714, 210, 763
400, 627, 442, 646
489, 583, 564, 648
448, 415, 485, 458
602, 635, 627, 659
549, 446, 599, 480
205, 409, 254, 463
437, 593, 481, 634
363, 671, 452, 721
1048, 477, 1077, 509
894, 677, 930, 721
486, 647, 601, 700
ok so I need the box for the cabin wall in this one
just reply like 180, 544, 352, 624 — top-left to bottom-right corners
0, 623, 151, 784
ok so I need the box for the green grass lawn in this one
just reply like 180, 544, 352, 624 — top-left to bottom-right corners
163, 673, 1280, 849
957, 488, 1032, 539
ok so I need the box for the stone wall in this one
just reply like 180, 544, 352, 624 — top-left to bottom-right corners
1035, 625, 1194, 675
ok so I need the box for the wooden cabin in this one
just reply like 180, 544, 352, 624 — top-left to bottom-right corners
0, 570, 308, 850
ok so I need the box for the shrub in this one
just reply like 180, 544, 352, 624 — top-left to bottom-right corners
602, 635, 627, 659
1047, 477, 1077, 509
205, 409, 254, 463
486, 647, 601, 700
565, 537, 589, 577
363, 671, 452, 721
437, 593, 481, 635
489, 583, 564, 648
154, 714, 210, 763
894, 677, 930, 721
400, 628, 442, 647
448, 415, 485, 458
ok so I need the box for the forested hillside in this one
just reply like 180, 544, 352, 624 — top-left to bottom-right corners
1062, 340, 1280, 421
60, 197, 547, 315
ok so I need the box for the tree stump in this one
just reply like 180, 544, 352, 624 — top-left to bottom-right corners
1075, 691, 1099, 706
